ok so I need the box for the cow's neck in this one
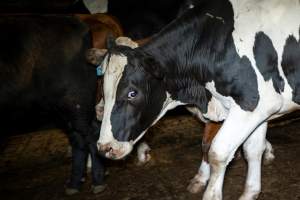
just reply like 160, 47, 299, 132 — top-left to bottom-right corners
141, 3, 234, 112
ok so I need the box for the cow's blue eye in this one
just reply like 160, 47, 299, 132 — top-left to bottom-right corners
128, 90, 137, 99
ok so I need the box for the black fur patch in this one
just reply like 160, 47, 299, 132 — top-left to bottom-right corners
282, 32, 300, 104
254, 32, 284, 93
177, 86, 212, 113
213, 54, 260, 111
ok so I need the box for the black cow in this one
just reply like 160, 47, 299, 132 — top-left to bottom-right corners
88, 0, 300, 199
0, 15, 105, 195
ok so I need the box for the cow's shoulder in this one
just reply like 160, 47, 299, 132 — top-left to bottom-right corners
206, 38, 260, 112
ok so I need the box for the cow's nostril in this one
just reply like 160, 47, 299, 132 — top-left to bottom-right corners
97, 143, 114, 154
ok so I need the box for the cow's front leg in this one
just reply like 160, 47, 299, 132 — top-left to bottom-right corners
88, 144, 107, 194
239, 122, 267, 200
65, 144, 88, 195
203, 107, 266, 200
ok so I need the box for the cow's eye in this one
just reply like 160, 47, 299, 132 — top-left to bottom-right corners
128, 90, 138, 99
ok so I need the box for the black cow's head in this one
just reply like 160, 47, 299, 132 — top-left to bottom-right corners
87, 37, 183, 159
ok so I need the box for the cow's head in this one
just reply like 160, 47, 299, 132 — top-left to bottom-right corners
87, 37, 183, 159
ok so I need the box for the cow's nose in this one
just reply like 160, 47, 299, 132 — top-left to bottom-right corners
97, 142, 120, 159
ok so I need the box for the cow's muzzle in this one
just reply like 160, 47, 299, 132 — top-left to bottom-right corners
97, 140, 133, 160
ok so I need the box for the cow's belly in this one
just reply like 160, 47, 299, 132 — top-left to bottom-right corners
254, 74, 300, 121
205, 77, 300, 123
269, 98, 300, 120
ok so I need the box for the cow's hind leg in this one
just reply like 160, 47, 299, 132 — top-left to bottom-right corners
203, 107, 266, 200
263, 140, 275, 165
187, 159, 210, 194
239, 122, 268, 200
187, 122, 221, 194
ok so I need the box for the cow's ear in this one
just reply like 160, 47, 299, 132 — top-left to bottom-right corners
86, 48, 107, 66
115, 37, 138, 48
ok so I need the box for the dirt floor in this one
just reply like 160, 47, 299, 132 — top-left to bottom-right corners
1, 114, 300, 200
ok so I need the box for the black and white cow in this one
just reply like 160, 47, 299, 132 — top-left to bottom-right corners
90, 36, 276, 194
88, 0, 300, 199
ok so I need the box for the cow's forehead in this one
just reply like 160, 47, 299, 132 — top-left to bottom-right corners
102, 54, 128, 101
104, 54, 128, 77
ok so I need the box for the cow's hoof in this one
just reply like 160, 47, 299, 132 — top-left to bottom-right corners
263, 153, 275, 165
238, 192, 260, 200
187, 176, 206, 194
136, 142, 151, 166
203, 193, 222, 200
263, 140, 275, 165
91, 184, 107, 194
136, 154, 151, 166
263, 149, 275, 165
65, 187, 80, 195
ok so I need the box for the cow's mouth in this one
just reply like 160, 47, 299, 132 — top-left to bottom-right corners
97, 140, 134, 160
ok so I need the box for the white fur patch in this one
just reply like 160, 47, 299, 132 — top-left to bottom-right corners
115, 37, 138, 48
189, 4, 194, 9
98, 55, 127, 145
230, 0, 300, 114
185, 106, 208, 123
205, 81, 232, 117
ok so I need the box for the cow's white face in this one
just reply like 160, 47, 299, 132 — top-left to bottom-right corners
91, 42, 181, 159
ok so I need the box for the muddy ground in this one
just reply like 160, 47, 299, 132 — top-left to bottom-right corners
0, 114, 300, 200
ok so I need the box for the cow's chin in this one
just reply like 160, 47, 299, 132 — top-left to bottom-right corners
103, 140, 134, 160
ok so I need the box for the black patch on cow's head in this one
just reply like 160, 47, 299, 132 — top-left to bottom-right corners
253, 32, 284, 93
282, 31, 300, 104
106, 46, 167, 142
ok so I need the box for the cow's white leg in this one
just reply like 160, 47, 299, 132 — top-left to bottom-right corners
239, 122, 267, 200
136, 142, 151, 165
187, 159, 210, 193
86, 154, 92, 172
203, 106, 266, 200
263, 140, 275, 165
